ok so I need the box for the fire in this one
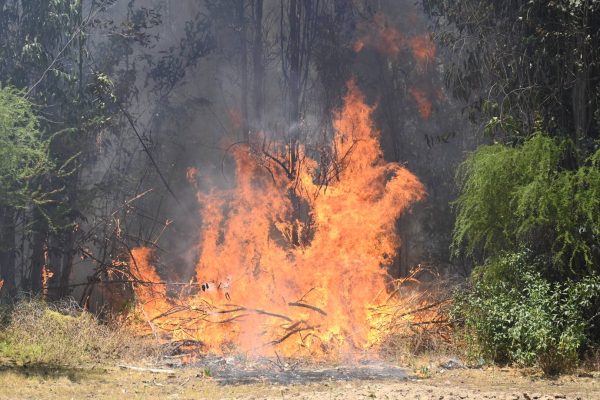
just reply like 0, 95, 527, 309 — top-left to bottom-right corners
186, 166, 199, 185
353, 39, 365, 53
353, 14, 436, 70
129, 81, 426, 359
42, 265, 54, 298
409, 87, 433, 119
354, 14, 402, 58
408, 34, 436, 69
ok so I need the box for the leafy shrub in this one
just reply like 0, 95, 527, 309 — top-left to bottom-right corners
452, 251, 600, 374
0, 298, 154, 367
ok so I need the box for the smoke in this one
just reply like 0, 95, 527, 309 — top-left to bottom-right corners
76, 0, 476, 311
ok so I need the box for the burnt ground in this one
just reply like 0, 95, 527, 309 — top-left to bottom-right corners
0, 359, 598, 399
187, 355, 408, 385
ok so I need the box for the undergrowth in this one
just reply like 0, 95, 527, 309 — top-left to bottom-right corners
451, 133, 600, 374
0, 297, 157, 368
452, 251, 600, 375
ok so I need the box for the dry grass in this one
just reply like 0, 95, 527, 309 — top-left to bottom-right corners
371, 267, 456, 367
0, 364, 598, 400
0, 297, 158, 368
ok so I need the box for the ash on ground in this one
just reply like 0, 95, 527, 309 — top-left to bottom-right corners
164, 354, 408, 385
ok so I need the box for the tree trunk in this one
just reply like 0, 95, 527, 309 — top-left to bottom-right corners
58, 229, 75, 298
29, 208, 47, 294
572, 27, 590, 150
286, 0, 303, 179
238, 0, 249, 142
0, 206, 16, 295
252, 0, 264, 124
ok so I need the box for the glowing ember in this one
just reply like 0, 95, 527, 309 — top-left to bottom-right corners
42, 265, 54, 298
353, 39, 365, 53
129, 81, 426, 359
186, 166, 199, 184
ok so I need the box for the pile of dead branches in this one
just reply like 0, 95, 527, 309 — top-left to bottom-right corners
370, 266, 453, 355
127, 265, 452, 358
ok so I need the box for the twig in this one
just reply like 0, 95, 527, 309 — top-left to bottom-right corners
118, 104, 183, 206
407, 319, 449, 327
392, 300, 450, 319
296, 287, 316, 303
223, 304, 293, 322
212, 314, 249, 324
288, 302, 327, 316
269, 326, 315, 345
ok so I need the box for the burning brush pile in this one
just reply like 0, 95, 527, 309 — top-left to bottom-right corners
126, 81, 449, 361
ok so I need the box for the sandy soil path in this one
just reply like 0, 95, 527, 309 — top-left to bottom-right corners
0, 366, 597, 399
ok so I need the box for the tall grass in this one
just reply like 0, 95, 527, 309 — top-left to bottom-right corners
0, 298, 156, 367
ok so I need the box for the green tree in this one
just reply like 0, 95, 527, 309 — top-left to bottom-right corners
0, 86, 52, 294
423, 0, 600, 152
453, 133, 600, 276
425, 0, 600, 370
0, 0, 164, 295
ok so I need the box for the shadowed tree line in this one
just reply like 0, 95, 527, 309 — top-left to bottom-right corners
423, 0, 600, 372
0, 0, 460, 302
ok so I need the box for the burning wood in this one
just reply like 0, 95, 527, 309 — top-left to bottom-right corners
288, 302, 327, 316
124, 81, 442, 360
126, 262, 450, 360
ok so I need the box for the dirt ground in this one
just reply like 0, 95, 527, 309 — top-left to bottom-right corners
0, 365, 598, 400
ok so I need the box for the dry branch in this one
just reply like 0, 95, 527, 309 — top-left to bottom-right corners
269, 326, 316, 345
392, 299, 450, 319
223, 304, 293, 322
288, 302, 327, 316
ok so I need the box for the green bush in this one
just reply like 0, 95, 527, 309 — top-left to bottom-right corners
453, 251, 600, 374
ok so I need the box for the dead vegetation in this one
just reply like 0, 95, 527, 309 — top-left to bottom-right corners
371, 266, 455, 364
0, 297, 158, 368
121, 263, 455, 365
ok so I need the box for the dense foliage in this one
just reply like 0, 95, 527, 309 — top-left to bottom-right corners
425, 0, 600, 372
454, 251, 600, 374
453, 133, 600, 276
451, 135, 600, 373
0, 0, 184, 296
424, 0, 600, 147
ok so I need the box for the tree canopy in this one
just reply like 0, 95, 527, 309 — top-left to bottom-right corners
0, 86, 51, 207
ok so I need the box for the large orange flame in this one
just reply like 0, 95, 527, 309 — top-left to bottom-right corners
129, 81, 426, 359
